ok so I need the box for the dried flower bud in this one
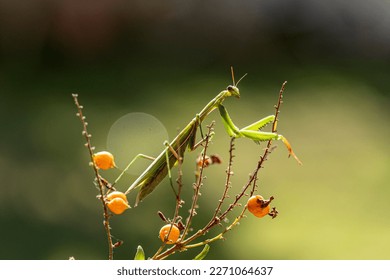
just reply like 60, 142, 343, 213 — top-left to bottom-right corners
196, 154, 222, 167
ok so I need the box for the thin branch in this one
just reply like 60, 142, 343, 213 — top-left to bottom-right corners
250, 80, 287, 193
216, 137, 235, 216
181, 122, 215, 239
152, 122, 215, 260
204, 137, 235, 230
72, 94, 114, 260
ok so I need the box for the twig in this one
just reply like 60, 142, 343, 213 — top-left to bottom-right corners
72, 94, 114, 260
249, 80, 287, 194
204, 137, 236, 230
182, 122, 215, 239
152, 129, 187, 259
215, 138, 235, 217
152, 122, 215, 260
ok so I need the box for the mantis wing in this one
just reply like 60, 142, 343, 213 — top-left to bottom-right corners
134, 120, 198, 205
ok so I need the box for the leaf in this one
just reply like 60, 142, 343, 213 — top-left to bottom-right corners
193, 244, 210, 260
134, 245, 145, 260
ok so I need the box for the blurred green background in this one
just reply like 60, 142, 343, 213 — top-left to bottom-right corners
0, 0, 389, 260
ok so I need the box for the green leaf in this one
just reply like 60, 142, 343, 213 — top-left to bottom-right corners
193, 244, 210, 260
134, 245, 145, 260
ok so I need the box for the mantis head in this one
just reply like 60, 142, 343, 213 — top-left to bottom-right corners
226, 85, 240, 98
226, 67, 246, 99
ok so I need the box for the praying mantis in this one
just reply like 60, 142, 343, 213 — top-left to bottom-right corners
120, 70, 301, 206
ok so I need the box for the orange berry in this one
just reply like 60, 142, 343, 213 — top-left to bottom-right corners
107, 197, 130, 215
106, 191, 130, 215
247, 195, 273, 218
159, 224, 180, 244
93, 151, 116, 170
106, 191, 128, 203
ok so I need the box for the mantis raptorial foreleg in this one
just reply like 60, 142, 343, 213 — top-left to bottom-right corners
218, 104, 302, 164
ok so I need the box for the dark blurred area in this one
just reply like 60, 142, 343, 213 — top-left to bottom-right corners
1, 0, 389, 78
0, 0, 389, 260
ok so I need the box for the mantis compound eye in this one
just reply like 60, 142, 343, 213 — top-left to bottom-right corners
226, 85, 240, 98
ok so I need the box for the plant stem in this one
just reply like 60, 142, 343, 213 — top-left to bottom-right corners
72, 94, 114, 260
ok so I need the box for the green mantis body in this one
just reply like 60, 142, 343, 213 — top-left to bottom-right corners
124, 84, 300, 205
124, 85, 240, 205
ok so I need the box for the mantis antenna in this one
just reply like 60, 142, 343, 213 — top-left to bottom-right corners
230, 66, 236, 86
230, 66, 247, 86
236, 73, 248, 86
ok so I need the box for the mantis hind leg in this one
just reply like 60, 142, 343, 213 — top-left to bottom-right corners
164, 141, 180, 199
189, 115, 214, 152
113, 154, 155, 186
196, 113, 204, 140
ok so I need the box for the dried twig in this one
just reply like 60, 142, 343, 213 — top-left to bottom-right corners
72, 94, 115, 260
152, 122, 215, 260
